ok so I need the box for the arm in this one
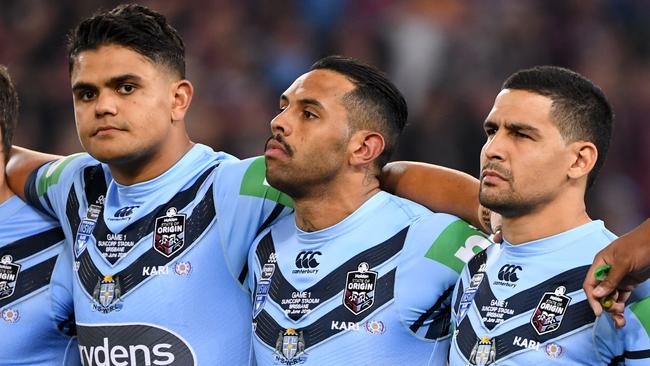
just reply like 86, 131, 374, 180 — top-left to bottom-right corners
381, 161, 487, 232
6, 146, 61, 200
583, 219, 650, 326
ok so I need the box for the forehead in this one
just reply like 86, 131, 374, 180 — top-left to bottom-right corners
283, 69, 356, 104
70, 44, 162, 84
486, 89, 554, 127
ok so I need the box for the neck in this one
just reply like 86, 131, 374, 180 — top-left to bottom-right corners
110, 138, 193, 186
0, 174, 14, 205
500, 195, 591, 244
293, 175, 381, 232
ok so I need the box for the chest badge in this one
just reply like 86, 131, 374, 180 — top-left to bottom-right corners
343, 262, 377, 315
530, 286, 571, 335
0, 255, 21, 300
274, 328, 307, 365
457, 272, 485, 326
469, 336, 497, 366
75, 203, 102, 257
153, 207, 186, 257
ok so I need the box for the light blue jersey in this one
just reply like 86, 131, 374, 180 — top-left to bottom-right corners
594, 281, 650, 365
0, 195, 79, 365
249, 191, 490, 365
26, 146, 290, 366
450, 220, 616, 365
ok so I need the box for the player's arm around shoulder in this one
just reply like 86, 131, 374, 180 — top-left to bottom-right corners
395, 213, 492, 340
213, 156, 293, 231
9, 147, 93, 217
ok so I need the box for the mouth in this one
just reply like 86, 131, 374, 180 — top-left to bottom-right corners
480, 165, 509, 185
264, 135, 292, 158
92, 125, 125, 137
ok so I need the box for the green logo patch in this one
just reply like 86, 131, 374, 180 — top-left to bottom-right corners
425, 220, 491, 274
630, 296, 650, 337
240, 157, 293, 208
37, 153, 84, 197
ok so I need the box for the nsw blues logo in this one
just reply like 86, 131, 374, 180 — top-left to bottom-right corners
153, 207, 186, 257
75, 203, 102, 257
91, 275, 123, 313
0, 255, 21, 300
254, 253, 277, 319
457, 272, 484, 327
274, 328, 307, 365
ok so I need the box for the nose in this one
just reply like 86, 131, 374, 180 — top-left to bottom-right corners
270, 108, 292, 136
94, 91, 117, 117
482, 132, 506, 162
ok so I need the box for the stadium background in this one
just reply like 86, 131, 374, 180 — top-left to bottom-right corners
1, 0, 648, 233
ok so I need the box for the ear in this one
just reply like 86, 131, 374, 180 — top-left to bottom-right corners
567, 141, 597, 180
349, 130, 385, 167
170, 80, 194, 122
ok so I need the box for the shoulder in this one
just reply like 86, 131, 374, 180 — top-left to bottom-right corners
216, 156, 293, 208
35, 153, 99, 196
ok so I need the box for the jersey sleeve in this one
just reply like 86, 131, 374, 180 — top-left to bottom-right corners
213, 156, 293, 290
396, 214, 491, 342
24, 153, 94, 218
594, 281, 650, 365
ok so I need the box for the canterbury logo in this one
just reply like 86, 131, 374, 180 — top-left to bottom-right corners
295, 251, 321, 269
114, 206, 139, 218
497, 264, 522, 282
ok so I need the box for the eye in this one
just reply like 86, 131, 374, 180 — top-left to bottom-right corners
513, 131, 530, 139
303, 110, 317, 119
484, 127, 497, 136
77, 90, 96, 102
117, 84, 136, 94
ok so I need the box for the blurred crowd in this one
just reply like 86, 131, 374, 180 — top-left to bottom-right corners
1, 0, 648, 233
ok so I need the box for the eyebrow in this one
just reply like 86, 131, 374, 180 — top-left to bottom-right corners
280, 95, 324, 109
484, 120, 541, 136
72, 74, 143, 93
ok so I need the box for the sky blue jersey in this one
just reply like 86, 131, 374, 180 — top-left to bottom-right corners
449, 220, 617, 365
594, 280, 650, 365
249, 191, 491, 366
0, 195, 79, 365
25, 146, 290, 366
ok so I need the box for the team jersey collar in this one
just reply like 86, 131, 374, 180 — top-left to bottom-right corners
295, 191, 389, 244
0, 195, 24, 226
501, 220, 605, 255
109, 144, 225, 198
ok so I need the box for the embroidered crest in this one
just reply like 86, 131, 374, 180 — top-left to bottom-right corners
274, 328, 307, 365
469, 336, 497, 366
91, 275, 123, 313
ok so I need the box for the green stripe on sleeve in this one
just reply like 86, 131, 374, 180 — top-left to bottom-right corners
239, 157, 294, 208
425, 219, 491, 273
37, 153, 85, 197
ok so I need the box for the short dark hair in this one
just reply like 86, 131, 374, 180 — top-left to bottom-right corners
0, 65, 18, 163
502, 65, 613, 189
67, 4, 185, 78
310, 55, 408, 169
